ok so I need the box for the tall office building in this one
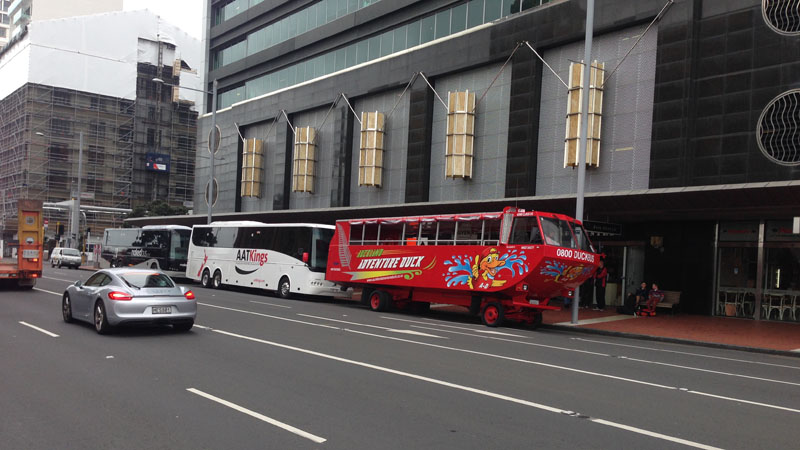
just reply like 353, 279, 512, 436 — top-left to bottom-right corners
6, 0, 122, 39
137, 0, 799, 320
0, 0, 10, 48
0, 10, 201, 245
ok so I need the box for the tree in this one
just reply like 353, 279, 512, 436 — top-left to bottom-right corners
126, 200, 188, 223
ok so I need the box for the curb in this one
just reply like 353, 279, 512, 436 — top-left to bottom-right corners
542, 324, 800, 358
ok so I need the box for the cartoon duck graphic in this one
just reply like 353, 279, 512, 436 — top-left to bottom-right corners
469, 248, 506, 289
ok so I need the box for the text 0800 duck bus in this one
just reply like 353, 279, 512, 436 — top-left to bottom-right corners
101, 225, 191, 278
326, 207, 601, 327
186, 221, 343, 297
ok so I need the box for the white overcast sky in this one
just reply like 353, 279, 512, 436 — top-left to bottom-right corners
123, 0, 204, 40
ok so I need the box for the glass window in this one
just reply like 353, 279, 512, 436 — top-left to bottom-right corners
120, 272, 175, 289
483, 219, 501, 245
287, 14, 297, 39
349, 223, 365, 244
334, 47, 346, 71
485, 0, 502, 21
380, 31, 393, 57
540, 217, 576, 248
363, 223, 379, 244
521, 0, 538, 12
572, 223, 596, 253
393, 26, 407, 52
451, 3, 467, 33
510, 217, 543, 244
378, 223, 404, 245
367, 35, 380, 60
337, 0, 348, 17
435, 10, 450, 39
407, 20, 421, 47
348, 0, 358, 13
311, 228, 334, 272
467, 0, 484, 27
317, 2, 326, 27
171, 230, 191, 260
297, 9, 308, 35
455, 220, 482, 245
308, 3, 318, 29
324, 52, 335, 74
437, 221, 456, 245
274, 227, 312, 260
327, 0, 337, 22
345, 43, 357, 67
419, 221, 437, 245
85, 272, 106, 287
420, 15, 435, 43
356, 40, 369, 64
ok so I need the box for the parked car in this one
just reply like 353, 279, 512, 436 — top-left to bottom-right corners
61, 268, 196, 334
50, 247, 82, 269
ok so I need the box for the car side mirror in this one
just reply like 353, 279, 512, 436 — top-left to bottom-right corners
74, 280, 83, 288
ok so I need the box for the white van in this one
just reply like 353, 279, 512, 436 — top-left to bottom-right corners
51, 247, 82, 269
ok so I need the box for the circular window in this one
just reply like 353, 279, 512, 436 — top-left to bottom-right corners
762, 0, 800, 35
756, 89, 800, 166
204, 178, 219, 206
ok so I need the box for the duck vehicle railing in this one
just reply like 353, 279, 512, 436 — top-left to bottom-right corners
326, 207, 601, 327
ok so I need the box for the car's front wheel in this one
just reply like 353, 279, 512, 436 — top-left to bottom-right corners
62, 294, 73, 323
94, 300, 111, 335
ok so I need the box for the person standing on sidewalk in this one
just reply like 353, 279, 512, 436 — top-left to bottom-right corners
593, 259, 608, 311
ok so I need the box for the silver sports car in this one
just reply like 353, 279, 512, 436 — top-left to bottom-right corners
62, 268, 197, 334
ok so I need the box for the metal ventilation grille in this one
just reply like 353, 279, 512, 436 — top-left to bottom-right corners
757, 89, 800, 166
762, 0, 800, 35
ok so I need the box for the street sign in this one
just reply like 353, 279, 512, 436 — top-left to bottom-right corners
583, 220, 622, 236
208, 125, 221, 155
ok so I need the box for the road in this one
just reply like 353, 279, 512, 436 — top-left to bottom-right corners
1, 266, 799, 449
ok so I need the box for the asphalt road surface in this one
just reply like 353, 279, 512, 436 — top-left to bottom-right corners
1, 266, 799, 449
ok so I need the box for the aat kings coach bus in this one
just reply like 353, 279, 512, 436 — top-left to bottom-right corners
326, 207, 601, 327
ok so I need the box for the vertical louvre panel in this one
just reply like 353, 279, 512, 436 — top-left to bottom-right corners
564, 60, 604, 168
240, 138, 264, 198
445, 91, 475, 179
292, 126, 316, 193
359, 111, 385, 187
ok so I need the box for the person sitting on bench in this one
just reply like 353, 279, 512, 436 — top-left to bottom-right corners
643, 283, 664, 316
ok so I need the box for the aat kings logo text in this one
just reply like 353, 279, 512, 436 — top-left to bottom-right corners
236, 249, 269, 266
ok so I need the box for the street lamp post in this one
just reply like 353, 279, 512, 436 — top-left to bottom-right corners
571, 0, 595, 324
152, 77, 218, 224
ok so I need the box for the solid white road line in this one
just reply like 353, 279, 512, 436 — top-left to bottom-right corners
193, 324, 212, 330
620, 355, 800, 387
688, 391, 800, 414
409, 324, 610, 357
345, 329, 676, 389
589, 419, 722, 450
297, 313, 445, 339
250, 300, 292, 309
573, 338, 800, 370
209, 327, 720, 449
198, 303, 339, 330
19, 321, 59, 337
33, 287, 62, 297
186, 388, 326, 444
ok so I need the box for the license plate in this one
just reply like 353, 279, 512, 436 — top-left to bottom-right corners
23, 249, 38, 258
529, 299, 540, 305
152, 306, 171, 314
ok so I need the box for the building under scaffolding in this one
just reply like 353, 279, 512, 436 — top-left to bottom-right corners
0, 9, 201, 244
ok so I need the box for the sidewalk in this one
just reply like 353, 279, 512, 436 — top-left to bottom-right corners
543, 304, 800, 356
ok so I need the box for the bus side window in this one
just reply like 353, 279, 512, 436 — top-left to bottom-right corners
530, 221, 544, 245
455, 220, 481, 245
420, 221, 436, 245
363, 223, 378, 245
483, 219, 501, 245
437, 221, 455, 245
378, 223, 403, 245
349, 224, 364, 245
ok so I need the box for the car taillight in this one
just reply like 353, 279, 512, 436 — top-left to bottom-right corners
108, 291, 132, 301
184, 290, 195, 300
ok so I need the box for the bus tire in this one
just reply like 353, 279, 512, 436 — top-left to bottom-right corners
368, 290, 390, 312
201, 269, 211, 288
360, 288, 373, 306
530, 312, 543, 330
278, 277, 291, 299
481, 302, 504, 327
212, 270, 222, 289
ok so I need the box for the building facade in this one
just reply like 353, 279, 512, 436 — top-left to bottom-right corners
6, 0, 122, 39
0, 10, 201, 245
0, 0, 10, 48
171, 0, 800, 320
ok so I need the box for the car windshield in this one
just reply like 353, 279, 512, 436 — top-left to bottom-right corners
62, 249, 81, 256
119, 272, 175, 289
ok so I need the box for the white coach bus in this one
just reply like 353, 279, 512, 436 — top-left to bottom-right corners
186, 221, 345, 298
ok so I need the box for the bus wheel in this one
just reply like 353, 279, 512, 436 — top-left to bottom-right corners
369, 290, 390, 312
481, 302, 504, 327
201, 269, 211, 288
278, 277, 291, 299
212, 270, 222, 289
529, 312, 543, 330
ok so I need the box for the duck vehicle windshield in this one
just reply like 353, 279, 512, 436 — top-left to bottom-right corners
326, 207, 601, 327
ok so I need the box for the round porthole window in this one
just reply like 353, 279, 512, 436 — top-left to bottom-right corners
756, 89, 800, 166
204, 178, 219, 206
762, 0, 800, 35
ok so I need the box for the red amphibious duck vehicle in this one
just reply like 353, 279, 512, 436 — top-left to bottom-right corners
326, 207, 601, 327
